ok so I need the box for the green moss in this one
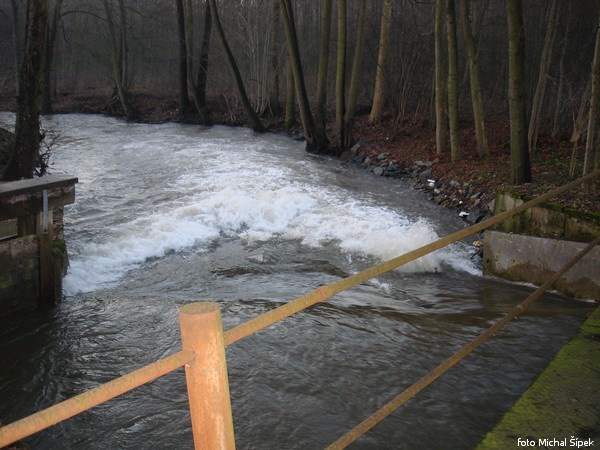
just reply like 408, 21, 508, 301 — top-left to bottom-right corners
477, 307, 600, 449
52, 239, 66, 257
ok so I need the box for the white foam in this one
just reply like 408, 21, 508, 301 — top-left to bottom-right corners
54, 119, 477, 295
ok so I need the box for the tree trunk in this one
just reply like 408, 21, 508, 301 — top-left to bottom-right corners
192, 1, 212, 124
102, 0, 134, 120
279, 0, 328, 152
3, 0, 49, 181
284, 56, 296, 130
459, 0, 488, 157
315, 0, 333, 133
208, 0, 265, 132
175, 0, 190, 117
446, 0, 461, 162
434, 0, 447, 156
335, 0, 347, 149
583, 15, 600, 192
528, 0, 560, 152
10, 0, 23, 95
552, 2, 570, 139
507, 0, 532, 184
369, 0, 393, 125
266, 0, 282, 116
41, 0, 63, 115
342, 0, 367, 149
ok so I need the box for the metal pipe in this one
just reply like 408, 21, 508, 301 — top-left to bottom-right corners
179, 302, 236, 450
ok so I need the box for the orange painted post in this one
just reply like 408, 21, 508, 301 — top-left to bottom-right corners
179, 302, 236, 450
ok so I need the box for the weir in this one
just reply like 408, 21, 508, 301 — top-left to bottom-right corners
0, 175, 78, 317
0, 170, 597, 449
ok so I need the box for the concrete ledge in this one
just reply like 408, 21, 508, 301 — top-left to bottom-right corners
483, 230, 600, 301
476, 306, 600, 449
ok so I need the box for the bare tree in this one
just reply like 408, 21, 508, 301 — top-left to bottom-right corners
459, 0, 488, 157
3, 0, 49, 181
41, 0, 63, 115
265, 0, 282, 116
279, 0, 328, 152
335, 0, 346, 149
342, 0, 367, 149
208, 0, 265, 132
446, 0, 461, 161
584, 13, 600, 191
369, 0, 393, 124
315, 0, 332, 133
507, 0, 532, 184
175, 0, 190, 117
102, 0, 134, 120
528, 0, 560, 152
192, 1, 212, 124
434, 0, 448, 156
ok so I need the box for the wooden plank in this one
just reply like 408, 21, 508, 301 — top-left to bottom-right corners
0, 175, 78, 199
0, 185, 75, 220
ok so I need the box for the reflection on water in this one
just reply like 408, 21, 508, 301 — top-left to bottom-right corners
0, 113, 594, 449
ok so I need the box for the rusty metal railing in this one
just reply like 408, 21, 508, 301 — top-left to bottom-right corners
0, 169, 598, 449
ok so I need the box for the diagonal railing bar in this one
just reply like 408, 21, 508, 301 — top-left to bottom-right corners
223, 169, 600, 346
326, 235, 600, 449
0, 350, 193, 448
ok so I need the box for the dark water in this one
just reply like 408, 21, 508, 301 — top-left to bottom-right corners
0, 114, 594, 449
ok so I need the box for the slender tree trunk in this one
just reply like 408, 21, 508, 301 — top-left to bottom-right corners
369, 0, 393, 124
117, 0, 128, 91
193, 0, 212, 120
279, 0, 328, 152
434, 0, 447, 156
446, 0, 461, 162
102, 0, 134, 120
569, 78, 591, 177
184, 0, 195, 88
507, 0, 532, 184
41, 0, 63, 115
342, 0, 367, 149
459, 0, 488, 157
10, 0, 23, 95
552, 2, 570, 139
266, 0, 282, 116
315, 0, 332, 133
3, 0, 49, 181
335, 0, 347, 149
284, 56, 296, 130
528, 0, 560, 152
175, 0, 190, 117
583, 15, 600, 192
208, 0, 265, 132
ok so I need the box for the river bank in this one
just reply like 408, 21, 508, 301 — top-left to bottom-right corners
1, 91, 598, 218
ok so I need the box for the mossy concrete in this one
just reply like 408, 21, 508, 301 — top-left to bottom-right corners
483, 230, 600, 301
493, 191, 600, 243
477, 306, 600, 449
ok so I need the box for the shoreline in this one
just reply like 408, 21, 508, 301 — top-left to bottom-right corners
1, 91, 598, 219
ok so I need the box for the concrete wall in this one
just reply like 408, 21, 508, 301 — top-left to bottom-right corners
0, 236, 40, 316
483, 230, 600, 301
493, 191, 600, 242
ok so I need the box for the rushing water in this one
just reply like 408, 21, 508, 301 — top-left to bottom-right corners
0, 113, 594, 449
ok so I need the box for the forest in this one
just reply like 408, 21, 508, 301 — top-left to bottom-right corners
1, 0, 599, 194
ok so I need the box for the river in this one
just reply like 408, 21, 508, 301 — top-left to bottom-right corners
0, 113, 594, 449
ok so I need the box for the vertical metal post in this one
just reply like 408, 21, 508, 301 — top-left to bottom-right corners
179, 302, 236, 450
42, 189, 49, 233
